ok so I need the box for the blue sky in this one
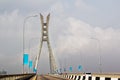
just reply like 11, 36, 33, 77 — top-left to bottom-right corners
0, 0, 120, 74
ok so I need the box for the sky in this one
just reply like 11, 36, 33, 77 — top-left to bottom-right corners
0, 0, 120, 74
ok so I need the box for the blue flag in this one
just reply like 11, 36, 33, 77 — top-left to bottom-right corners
78, 65, 82, 71
64, 68, 66, 72
29, 60, 33, 69
69, 66, 72, 72
59, 68, 62, 73
23, 53, 29, 65
33, 68, 37, 73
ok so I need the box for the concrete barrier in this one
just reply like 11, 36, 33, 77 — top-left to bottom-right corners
0, 73, 36, 80
57, 73, 120, 80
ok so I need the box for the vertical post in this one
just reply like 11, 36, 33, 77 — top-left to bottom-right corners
23, 15, 38, 73
90, 37, 102, 73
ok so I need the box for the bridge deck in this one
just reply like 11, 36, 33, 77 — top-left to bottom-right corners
37, 75, 69, 80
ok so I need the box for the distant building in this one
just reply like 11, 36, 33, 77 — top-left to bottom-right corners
0, 70, 7, 75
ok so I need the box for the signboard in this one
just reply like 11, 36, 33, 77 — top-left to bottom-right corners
23, 53, 29, 65
64, 68, 66, 72
29, 60, 33, 69
69, 66, 72, 72
78, 65, 82, 71
33, 68, 37, 73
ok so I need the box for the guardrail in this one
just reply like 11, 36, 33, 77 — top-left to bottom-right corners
54, 73, 120, 80
0, 73, 36, 80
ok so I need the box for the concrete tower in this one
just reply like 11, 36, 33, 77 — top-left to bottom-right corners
34, 13, 58, 74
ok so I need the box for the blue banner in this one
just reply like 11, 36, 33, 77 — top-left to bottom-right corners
69, 66, 72, 72
29, 60, 33, 69
33, 68, 37, 73
59, 68, 62, 73
78, 65, 82, 71
23, 53, 29, 65
64, 68, 66, 72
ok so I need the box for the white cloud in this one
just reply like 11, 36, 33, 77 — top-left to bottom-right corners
0, 10, 23, 37
51, 16, 120, 72
54, 17, 120, 57
0, 10, 23, 73
0, 0, 120, 73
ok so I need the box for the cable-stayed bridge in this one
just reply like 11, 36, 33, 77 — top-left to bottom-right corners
0, 14, 120, 80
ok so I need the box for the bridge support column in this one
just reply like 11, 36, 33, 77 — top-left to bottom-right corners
34, 13, 58, 74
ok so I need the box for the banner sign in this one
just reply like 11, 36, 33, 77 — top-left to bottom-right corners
23, 53, 29, 65
69, 66, 72, 72
33, 68, 37, 73
29, 60, 33, 69
78, 65, 82, 71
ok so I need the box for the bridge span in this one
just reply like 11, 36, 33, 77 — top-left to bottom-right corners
1, 73, 120, 80
0, 73, 68, 80
37, 74, 68, 80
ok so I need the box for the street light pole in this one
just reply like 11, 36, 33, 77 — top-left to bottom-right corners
23, 15, 38, 74
90, 37, 102, 73
28, 37, 39, 73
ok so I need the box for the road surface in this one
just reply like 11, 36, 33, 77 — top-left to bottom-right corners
37, 75, 69, 80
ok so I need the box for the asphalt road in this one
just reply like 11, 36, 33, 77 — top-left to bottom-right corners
37, 75, 69, 80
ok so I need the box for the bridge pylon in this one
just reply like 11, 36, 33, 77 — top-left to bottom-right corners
34, 13, 58, 74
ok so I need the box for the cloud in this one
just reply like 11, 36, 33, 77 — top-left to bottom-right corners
0, 0, 57, 14
0, 10, 24, 73
0, 0, 120, 73
52, 16, 120, 72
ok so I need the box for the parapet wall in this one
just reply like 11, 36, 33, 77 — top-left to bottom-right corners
57, 73, 120, 80
0, 73, 36, 80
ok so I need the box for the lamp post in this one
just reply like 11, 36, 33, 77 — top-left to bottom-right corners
90, 37, 102, 73
23, 15, 38, 73
28, 37, 39, 73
